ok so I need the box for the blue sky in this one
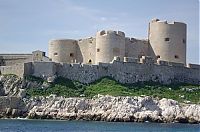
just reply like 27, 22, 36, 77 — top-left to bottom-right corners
0, 0, 199, 64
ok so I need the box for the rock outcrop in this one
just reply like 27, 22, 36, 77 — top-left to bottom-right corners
0, 96, 27, 118
25, 95, 200, 123
0, 75, 48, 98
0, 75, 199, 123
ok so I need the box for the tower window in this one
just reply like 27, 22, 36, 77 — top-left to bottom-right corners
165, 38, 170, 41
183, 39, 186, 44
175, 55, 179, 59
70, 53, 74, 57
88, 59, 92, 63
54, 53, 58, 56
97, 48, 100, 52
156, 55, 160, 58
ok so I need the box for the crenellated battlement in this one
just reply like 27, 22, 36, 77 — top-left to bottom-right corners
125, 37, 148, 44
125, 37, 137, 43
0, 58, 199, 85
150, 18, 186, 26
96, 30, 125, 37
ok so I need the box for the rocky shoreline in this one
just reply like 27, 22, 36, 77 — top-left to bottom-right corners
0, 95, 199, 124
0, 75, 199, 123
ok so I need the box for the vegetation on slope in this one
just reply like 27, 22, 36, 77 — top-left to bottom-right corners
26, 76, 200, 104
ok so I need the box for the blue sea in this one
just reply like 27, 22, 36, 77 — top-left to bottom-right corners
0, 119, 199, 132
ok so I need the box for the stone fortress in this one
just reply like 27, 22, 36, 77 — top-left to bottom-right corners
49, 18, 186, 65
0, 19, 199, 85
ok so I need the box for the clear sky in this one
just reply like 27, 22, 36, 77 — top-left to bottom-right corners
0, 0, 199, 64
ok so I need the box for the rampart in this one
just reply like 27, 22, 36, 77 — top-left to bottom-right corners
0, 51, 49, 66
1, 57, 199, 85
0, 54, 32, 66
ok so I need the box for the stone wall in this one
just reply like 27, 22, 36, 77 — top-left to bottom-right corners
0, 58, 199, 85
48, 39, 77, 63
0, 51, 49, 66
149, 19, 187, 64
77, 37, 96, 64
125, 38, 149, 59
28, 59, 200, 85
0, 54, 32, 66
31, 62, 57, 79
0, 63, 25, 77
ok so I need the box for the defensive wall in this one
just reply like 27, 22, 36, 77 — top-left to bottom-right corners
0, 54, 32, 66
0, 51, 49, 66
1, 56, 199, 85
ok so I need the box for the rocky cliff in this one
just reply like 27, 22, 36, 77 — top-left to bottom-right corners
0, 75, 199, 123
25, 95, 200, 123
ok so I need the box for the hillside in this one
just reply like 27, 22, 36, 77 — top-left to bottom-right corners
24, 76, 200, 104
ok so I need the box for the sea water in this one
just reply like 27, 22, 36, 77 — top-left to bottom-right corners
0, 119, 199, 132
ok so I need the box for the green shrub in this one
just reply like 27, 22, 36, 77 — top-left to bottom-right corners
25, 77, 200, 104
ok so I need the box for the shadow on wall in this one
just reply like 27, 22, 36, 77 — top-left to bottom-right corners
148, 43, 156, 61
76, 44, 83, 63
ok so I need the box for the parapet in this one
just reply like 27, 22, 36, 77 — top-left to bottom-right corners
125, 37, 148, 44
125, 37, 137, 43
123, 57, 138, 63
150, 18, 186, 25
157, 60, 185, 67
168, 62, 185, 67
157, 60, 169, 66
49, 39, 77, 44
140, 56, 154, 64
187, 63, 200, 69
96, 30, 125, 37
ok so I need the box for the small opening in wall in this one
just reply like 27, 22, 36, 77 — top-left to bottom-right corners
54, 53, 58, 56
70, 53, 74, 57
183, 39, 186, 44
97, 48, 100, 52
175, 55, 179, 59
88, 59, 92, 63
165, 38, 170, 41
156, 55, 160, 58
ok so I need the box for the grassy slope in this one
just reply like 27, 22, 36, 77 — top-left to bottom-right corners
26, 76, 200, 104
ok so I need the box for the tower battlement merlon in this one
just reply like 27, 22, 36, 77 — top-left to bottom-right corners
125, 37, 137, 43
150, 18, 187, 26
96, 30, 125, 37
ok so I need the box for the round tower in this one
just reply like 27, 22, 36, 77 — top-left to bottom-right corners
48, 39, 77, 63
149, 19, 187, 64
95, 30, 125, 64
